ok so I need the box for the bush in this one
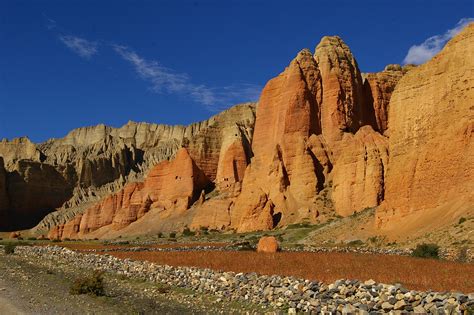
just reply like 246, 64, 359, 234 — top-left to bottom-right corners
169, 232, 176, 238
52, 239, 61, 243
4, 243, 16, 255
157, 232, 163, 238
412, 243, 440, 259
458, 217, 467, 225
182, 227, 195, 237
70, 271, 106, 296
27, 237, 37, 241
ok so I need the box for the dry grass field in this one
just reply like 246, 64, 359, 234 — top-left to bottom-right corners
100, 251, 474, 293
62, 242, 229, 251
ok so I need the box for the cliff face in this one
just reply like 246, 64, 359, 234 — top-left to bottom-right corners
375, 24, 474, 232
48, 148, 211, 239
5, 25, 473, 239
1, 103, 255, 231
231, 36, 395, 232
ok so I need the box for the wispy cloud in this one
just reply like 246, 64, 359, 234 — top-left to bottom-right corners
42, 13, 57, 30
113, 44, 260, 110
59, 35, 99, 59
403, 18, 474, 65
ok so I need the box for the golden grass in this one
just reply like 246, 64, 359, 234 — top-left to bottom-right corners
101, 251, 474, 293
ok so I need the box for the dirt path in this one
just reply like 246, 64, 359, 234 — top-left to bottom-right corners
0, 288, 24, 315
0, 250, 266, 314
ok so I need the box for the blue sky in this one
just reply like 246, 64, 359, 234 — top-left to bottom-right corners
1, 0, 473, 142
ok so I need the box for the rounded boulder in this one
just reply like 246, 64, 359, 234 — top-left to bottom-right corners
257, 236, 279, 253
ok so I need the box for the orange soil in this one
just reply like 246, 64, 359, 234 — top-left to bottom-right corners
99, 251, 474, 293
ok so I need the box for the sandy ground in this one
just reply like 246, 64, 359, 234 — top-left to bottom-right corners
0, 286, 24, 315
0, 250, 269, 314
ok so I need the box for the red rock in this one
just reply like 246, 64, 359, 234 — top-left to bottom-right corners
49, 148, 211, 239
256, 236, 279, 253
232, 49, 322, 232
314, 36, 366, 142
215, 139, 249, 190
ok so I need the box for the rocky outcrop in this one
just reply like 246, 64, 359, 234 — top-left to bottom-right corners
314, 36, 366, 142
1, 103, 255, 231
376, 23, 474, 231
232, 49, 323, 232
231, 38, 389, 232
49, 148, 211, 239
0, 137, 42, 168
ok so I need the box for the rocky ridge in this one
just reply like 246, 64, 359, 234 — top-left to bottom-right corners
2, 24, 473, 240
0, 103, 256, 231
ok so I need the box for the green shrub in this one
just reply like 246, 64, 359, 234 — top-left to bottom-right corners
169, 232, 176, 238
70, 271, 106, 296
458, 217, 467, 225
157, 232, 163, 238
182, 227, 195, 237
52, 239, 61, 243
27, 237, 37, 241
4, 243, 16, 255
411, 243, 440, 259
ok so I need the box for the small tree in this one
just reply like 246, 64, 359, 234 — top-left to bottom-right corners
412, 243, 440, 259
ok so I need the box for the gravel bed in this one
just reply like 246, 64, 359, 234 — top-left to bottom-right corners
12, 245, 474, 314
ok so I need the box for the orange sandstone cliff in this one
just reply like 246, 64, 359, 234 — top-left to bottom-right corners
12, 24, 474, 239
49, 148, 211, 239
375, 23, 474, 235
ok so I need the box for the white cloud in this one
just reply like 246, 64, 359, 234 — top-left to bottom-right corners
403, 18, 474, 65
59, 35, 98, 59
113, 44, 261, 111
